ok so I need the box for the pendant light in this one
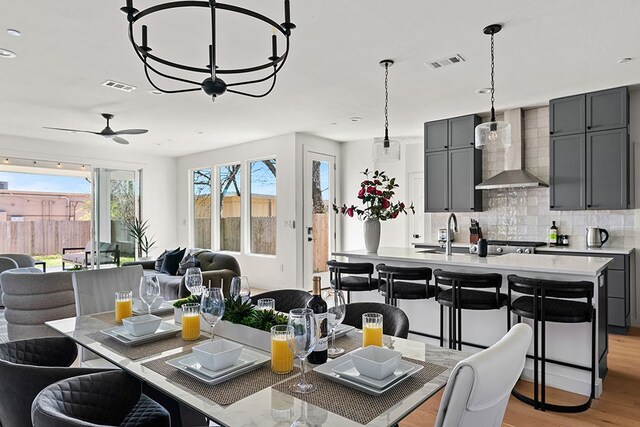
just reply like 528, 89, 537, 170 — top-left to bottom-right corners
475, 24, 511, 149
373, 59, 401, 162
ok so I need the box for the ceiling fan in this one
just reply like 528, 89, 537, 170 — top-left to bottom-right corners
43, 113, 148, 145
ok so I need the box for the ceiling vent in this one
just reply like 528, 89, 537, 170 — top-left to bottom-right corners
101, 80, 137, 92
426, 54, 465, 70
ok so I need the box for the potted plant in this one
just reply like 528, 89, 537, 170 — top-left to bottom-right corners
333, 169, 414, 253
126, 218, 157, 260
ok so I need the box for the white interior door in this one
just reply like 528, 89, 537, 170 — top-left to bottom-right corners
407, 172, 424, 246
303, 152, 336, 289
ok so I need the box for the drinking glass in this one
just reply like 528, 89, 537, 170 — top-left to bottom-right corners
287, 308, 318, 394
181, 303, 201, 341
139, 275, 160, 315
185, 267, 204, 296
258, 298, 276, 312
200, 287, 225, 340
323, 289, 346, 356
271, 325, 294, 374
114, 291, 132, 324
362, 313, 383, 347
230, 276, 251, 302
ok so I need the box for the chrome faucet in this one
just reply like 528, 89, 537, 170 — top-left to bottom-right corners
445, 213, 458, 256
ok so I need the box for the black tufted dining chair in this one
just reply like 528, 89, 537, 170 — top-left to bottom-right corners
250, 289, 313, 313
342, 302, 410, 338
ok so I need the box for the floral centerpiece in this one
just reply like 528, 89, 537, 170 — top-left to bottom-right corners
333, 169, 414, 253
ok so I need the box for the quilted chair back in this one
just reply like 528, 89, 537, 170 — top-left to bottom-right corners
343, 302, 410, 338
0, 253, 36, 268
249, 289, 312, 313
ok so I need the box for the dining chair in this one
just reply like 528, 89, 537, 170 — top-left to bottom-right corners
0, 253, 36, 268
249, 289, 312, 313
32, 370, 170, 427
0, 337, 108, 427
434, 323, 533, 427
0, 256, 19, 308
342, 302, 410, 338
327, 260, 384, 303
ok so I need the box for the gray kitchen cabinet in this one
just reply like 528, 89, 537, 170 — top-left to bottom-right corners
550, 94, 585, 136
449, 148, 482, 211
587, 128, 629, 210
586, 87, 628, 132
550, 134, 586, 210
549, 86, 629, 211
424, 120, 448, 153
424, 115, 482, 212
424, 150, 448, 212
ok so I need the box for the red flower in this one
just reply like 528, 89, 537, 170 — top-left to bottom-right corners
399, 202, 405, 209
346, 207, 354, 217
391, 211, 399, 219
340, 206, 346, 214
381, 199, 390, 209
357, 188, 365, 199
374, 179, 382, 185
376, 190, 383, 196
367, 186, 376, 194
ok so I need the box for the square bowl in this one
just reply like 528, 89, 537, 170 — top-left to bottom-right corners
122, 314, 162, 337
134, 296, 165, 311
192, 339, 243, 372
350, 346, 402, 380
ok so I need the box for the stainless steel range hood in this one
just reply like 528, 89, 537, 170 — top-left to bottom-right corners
476, 108, 548, 190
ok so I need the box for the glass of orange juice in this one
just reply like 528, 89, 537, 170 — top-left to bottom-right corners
271, 325, 294, 374
362, 313, 383, 347
115, 291, 133, 324
181, 303, 201, 341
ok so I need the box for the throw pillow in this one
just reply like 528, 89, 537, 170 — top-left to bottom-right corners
160, 248, 186, 276
154, 247, 179, 271
177, 255, 201, 276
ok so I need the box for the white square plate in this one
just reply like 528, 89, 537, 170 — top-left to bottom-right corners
101, 322, 180, 346
314, 353, 423, 396
178, 352, 257, 379
331, 358, 416, 389
333, 324, 356, 338
133, 300, 176, 315
166, 347, 270, 385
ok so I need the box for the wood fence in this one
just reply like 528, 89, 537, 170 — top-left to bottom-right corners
0, 220, 91, 256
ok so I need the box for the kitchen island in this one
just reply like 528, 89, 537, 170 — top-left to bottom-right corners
333, 247, 613, 398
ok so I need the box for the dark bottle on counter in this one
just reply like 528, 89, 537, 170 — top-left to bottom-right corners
477, 238, 488, 257
549, 221, 558, 246
307, 277, 328, 364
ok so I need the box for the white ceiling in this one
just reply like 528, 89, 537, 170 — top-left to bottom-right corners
1, 0, 639, 157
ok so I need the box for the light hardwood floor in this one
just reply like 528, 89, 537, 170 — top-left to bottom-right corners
401, 327, 640, 427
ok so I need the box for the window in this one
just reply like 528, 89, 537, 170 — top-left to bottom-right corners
192, 168, 212, 248
250, 159, 276, 255
219, 164, 241, 252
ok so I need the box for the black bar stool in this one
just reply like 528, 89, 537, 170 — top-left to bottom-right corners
327, 260, 384, 303
434, 269, 506, 350
375, 264, 435, 306
507, 274, 596, 413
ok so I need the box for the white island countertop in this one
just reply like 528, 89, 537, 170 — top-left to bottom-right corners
414, 241, 635, 255
334, 247, 613, 276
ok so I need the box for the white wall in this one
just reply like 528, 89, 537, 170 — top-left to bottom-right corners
0, 134, 177, 257
176, 132, 341, 291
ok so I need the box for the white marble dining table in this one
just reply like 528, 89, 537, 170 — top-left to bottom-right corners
46, 314, 467, 427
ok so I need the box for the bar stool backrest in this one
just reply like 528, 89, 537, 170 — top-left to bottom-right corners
434, 269, 502, 290
507, 274, 593, 300
376, 264, 432, 282
327, 260, 374, 276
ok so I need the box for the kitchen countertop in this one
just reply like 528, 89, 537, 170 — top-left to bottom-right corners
335, 247, 613, 276
414, 241, 635, 255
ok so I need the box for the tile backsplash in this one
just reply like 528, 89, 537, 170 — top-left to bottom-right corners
428, 107, 637, 248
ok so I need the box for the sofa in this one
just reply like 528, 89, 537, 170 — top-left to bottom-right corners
123, 250, 241, 300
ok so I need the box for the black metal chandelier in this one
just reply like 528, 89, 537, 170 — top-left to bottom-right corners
120, 0, 295, 101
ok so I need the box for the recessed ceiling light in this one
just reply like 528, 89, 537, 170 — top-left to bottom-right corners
476, 88, 492, 94
0, 48, 16, 59
197, 131, 203, 134
148, 89, 163, 95
617, 57, 632, 64
349, 116, 363, 122
6, 29, 21, 37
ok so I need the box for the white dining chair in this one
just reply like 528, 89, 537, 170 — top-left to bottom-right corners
71, 265, 144, 365
434, 323, 533, 427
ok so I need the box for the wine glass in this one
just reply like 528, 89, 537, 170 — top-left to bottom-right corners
230, 276, 251, 302
139, 276, 160, 316
185, 267, 204, 296
200, 287, 225, 340
323, 289, 346, 356
287, 308, 318, 394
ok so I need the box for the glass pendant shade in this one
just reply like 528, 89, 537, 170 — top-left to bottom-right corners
475, 120, 511, 149
373, 137, 401, 161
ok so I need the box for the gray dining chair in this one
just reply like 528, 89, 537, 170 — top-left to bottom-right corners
0, 256, 19, 308
434, 323, 533, 427
0, 253, 36, 268
0, 337, 108, 427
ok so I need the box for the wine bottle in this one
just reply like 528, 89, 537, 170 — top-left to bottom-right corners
307, 277, 328, 364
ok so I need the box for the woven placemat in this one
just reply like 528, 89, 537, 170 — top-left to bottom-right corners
273, 358, 448, 425
142, 349, 299, 406
329, 334, 362, 358
87, 330, 208, 360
